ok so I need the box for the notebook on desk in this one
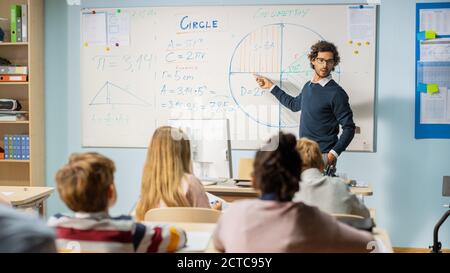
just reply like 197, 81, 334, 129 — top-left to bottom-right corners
201, 180, 218, 186
235, 181, 252, 187
200, 177, 228, 186
180, 231, 213, 252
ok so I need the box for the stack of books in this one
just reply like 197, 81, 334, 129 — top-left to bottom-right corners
3, 134, 30, 160
10, 4, 27, 43
0, 65, 28, 82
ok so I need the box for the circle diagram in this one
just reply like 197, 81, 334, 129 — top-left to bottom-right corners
229, 23, 340, 128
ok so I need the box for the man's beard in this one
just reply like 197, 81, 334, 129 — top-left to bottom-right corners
315, 68, 330, 78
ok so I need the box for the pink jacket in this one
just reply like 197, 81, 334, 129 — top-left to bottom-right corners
213, 199, 374, 253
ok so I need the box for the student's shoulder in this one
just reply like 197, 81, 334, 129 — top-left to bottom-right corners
48, 212, 70, 221
328, 176, 351, 191
183, 173, 207, 193
183, 173, 202, 185
47, 213, 75, 227
293, 201, 336, 222
110, 215, 133, 221
224, 199, 261, 212
292, 200, 318, 213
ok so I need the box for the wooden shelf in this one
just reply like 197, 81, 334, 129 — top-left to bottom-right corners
0, 42, 29, 46
0, 0, 44, 189
0, 121, 29, 124
0, 82, 29, 85
0, 160, 30, 163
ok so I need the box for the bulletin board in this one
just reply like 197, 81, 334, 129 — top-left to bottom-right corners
415, 2, 450, 138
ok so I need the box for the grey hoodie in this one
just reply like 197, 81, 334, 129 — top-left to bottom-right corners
293, 168, 370, 218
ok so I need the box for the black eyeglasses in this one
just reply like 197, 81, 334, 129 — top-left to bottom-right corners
315, 58, 335, 66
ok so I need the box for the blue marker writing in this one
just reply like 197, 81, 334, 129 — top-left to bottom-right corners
180, 16, 219, 31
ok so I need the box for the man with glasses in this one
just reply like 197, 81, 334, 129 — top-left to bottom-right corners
255, 41, 355, 168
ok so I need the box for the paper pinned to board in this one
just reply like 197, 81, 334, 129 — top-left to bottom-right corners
420, 86, 450, 124
82, 12, 107, 46
420, 9, 450, 35
67, 0, 81, 5
347, 5, 376, 42
417, 61, 450, 91
107, 12, 130, 46
420, 39, 450, 62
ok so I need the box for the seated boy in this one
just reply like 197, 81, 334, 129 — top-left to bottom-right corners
48, 152, 186, 253
294, 138, 370, 218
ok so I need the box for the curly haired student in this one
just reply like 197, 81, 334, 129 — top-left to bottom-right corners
213, 132, 374, 253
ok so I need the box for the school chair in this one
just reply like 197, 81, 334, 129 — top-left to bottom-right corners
237, 158, 254, 181
332, 213, 365, 220
144, 207, 221, 223
332, 213, 374, 232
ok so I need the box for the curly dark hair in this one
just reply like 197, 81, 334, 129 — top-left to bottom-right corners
253, 132, 301, 202
308, 40, 340, 71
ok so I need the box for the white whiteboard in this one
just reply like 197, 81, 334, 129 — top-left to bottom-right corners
81, 5, 376, 151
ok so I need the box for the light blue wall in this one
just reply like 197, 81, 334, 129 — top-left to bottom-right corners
44, 0, 69, 217
45, 0, 450, 248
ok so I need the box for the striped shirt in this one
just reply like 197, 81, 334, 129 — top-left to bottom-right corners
48, 212, 186, 253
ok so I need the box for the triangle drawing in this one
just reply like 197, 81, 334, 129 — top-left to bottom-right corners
90, 81, 151, 107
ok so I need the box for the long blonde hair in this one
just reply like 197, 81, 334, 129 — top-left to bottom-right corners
136, 126, 192, 221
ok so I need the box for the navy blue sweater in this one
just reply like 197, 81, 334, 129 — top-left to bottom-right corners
271, 80, 355, 155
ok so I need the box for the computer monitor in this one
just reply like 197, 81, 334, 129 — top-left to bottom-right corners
168, 119, 233, 180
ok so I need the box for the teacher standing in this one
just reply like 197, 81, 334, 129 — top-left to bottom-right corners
255, 41, 355, 166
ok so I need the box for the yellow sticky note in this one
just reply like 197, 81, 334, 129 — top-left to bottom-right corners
84, 42, 88, 47
348, 40, 353, 44
425, 30, 436, 39
356, 42, 361, 46
106, 47, 111, 52
353, 50, 359, 55
365, 41, 370, 46
427, 84, 439, 93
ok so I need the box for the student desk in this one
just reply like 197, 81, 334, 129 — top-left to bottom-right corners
168, 222, 393, 253
204, 181, 373, 202
0, 186, 54, 216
